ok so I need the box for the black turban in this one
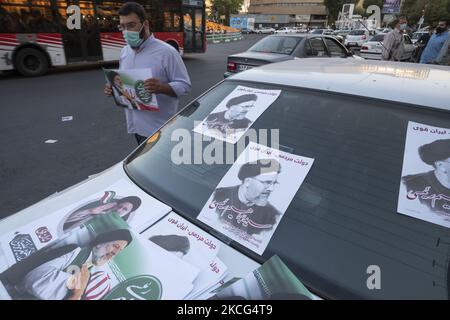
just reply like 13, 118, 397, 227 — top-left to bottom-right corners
238, 158, 281, 181
91, 229, 133, 248
418, 139, 450, 166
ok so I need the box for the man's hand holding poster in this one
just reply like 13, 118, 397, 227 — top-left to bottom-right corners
197, 142, 314, 255
398, 121, 450, 228
193, 86, 281, 144
104, 68, 159, 111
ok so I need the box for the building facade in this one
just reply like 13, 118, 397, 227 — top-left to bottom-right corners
247, 0, 327, 27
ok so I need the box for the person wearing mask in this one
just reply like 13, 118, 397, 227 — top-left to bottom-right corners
382, 17, 408, 61
420, 20, 449, 64
104, 2, 191, 145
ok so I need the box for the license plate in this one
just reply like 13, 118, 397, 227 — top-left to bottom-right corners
349, 42, 357, 46
238, 64, 252, 71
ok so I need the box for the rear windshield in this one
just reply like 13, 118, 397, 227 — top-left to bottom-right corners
311, 29, 324, 34
126, 80, 450, 299
248, 36, 303, 55
370, 34, 386, 41
349, 30, 365, 35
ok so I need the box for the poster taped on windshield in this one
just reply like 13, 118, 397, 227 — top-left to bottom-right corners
193, 86, 281, 144
0, 213, 199, 300
104, 68, 159, 111
397, 121, 450, 228
197, 142, 314, 255
0, 179, 171, 267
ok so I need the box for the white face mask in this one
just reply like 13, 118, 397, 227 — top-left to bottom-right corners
399, 23, 407, 31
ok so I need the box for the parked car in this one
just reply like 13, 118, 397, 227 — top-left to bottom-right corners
310, 28, 334, 35
360, 33, 416, 61
255, 27, 275, 34
275, 27, 297, 34
344, 29, 371, 48
240, 28, 254, 34
1, 59, 448, 300
411, 31, 429, 44
224, 34, 360, 77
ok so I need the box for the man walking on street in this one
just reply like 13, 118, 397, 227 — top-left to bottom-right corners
104, 2, 191, 145
382, 17, 408, 61
420, 20, 449, 65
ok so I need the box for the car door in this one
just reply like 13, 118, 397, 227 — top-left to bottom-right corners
324, 37, 349, 57
305, 37, 328, 57
403, 35, 415, 60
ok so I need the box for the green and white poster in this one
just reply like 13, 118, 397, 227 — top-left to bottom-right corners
104, 68, 159, 111
210, 255, 313, 300
0, 213, 199, 300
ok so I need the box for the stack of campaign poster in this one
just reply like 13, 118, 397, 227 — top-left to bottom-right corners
208, 255, 313, 300
142, 212, 228, 300
0, 213, 199, 300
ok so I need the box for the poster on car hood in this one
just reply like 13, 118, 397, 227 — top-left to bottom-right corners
193, 86, 281, 144
210, 255, 313, 300
0, 178, 171, 267
197, 142, 314, 255
0, 213, 199, 300
104, 68, 159, 111
142, 212, 227, 299
397, 121, 450, 228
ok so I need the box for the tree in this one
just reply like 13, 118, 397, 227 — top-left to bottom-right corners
424, 0, 450, 24
363, 0, 383, 10
211, 0, 244, 26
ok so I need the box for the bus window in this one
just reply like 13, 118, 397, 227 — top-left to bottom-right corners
95, 1, 121, 32
0, 4, 29, 33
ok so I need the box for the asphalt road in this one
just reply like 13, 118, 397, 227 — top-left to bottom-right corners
0, 34, 266, 219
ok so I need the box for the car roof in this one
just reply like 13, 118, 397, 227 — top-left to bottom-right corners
270, 34, 340, 40
227, 58, 450, 111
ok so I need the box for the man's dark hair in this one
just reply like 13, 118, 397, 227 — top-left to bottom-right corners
388, 19, 400, 29
438, 19, 449, 27
226, 94, 257, 108
118, 1, 147, 22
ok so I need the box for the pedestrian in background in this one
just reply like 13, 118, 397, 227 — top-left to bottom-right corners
420, 19, 449, 65
382, 17, 408, 61
104, 2, 191, 145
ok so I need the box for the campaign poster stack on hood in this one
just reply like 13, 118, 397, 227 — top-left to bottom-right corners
0, 213, 199, 300
208, 255, 313, 300
142, 212, 228, 300
0, 179, 171, 268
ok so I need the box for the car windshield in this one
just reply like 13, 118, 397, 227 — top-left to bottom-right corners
126, 79, 450, 299
247, 36, 303, 55
370, 34, 386, 42
311, 29, 324, 34
412, 33, 425, 39
349, 30, 365, 35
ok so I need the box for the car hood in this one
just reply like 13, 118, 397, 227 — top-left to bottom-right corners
229, 51, 292, 64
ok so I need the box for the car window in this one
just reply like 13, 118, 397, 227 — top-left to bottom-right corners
324, 38, 346, 57
249, 36, 303, 55
307, 38, 327, 57
404, 35, 412, 45
126, 80, 450, 299
370, 34, 386, 42
349, 30, 365, 36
